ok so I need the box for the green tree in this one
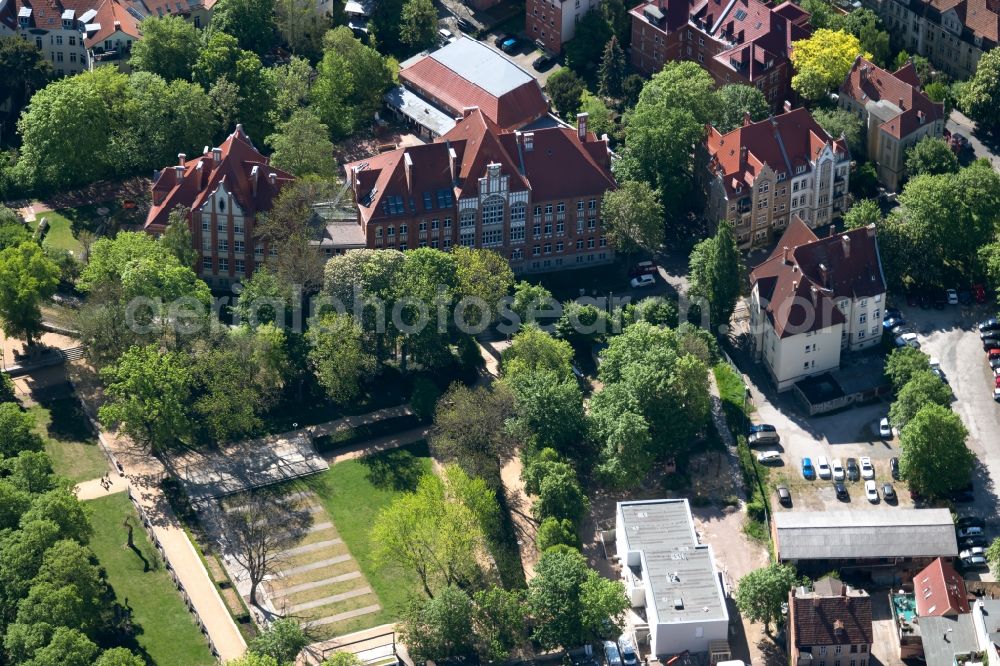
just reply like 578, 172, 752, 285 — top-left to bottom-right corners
431, 382, 517, 486
987, 537, 1000, 570
160, 207, 197, 268
248, 618, 308, 664
601, 180, 664, 259
598, 37, 626, 99
367, 0, 405, 54
843, 199, 882, 230
472, 587, 526, 662
735, 564, 800, 632
923, 81, 956, 114
850, 162, 879, 200
564, 10, 613, 83
799, 0, 835, 29
321, 655, 363, 666
885, 346, 932, 391
840, 8, 890, 66
899, 403, 973, 499
21, 627, 99, 666
534, 463, 588, 525
0, 36, 51, 147
313, 27, 394, 138
453, 246, 515, 326
501, 325, 575, 381
580, 91, 616, 139
410, 376, 441, 422
713, 84, 769, 133
506, 370, 587, 455
306, 312, 375, 404
265, 109, 337, 177
129, 15, 201, 80
400, 0, 438, 52
400, 586, 475, 662
94, 648, 147, 666
555, 301, 610, 347
621, 74, 644, 108
537, 516, 579, 551
211, 0, 275, 54
225, 656, 280, 666
234, 268, 290, 328
192, 32, 273, 139
0, 241, 60, 347
906, 136, 960, 177
98, 345, 193, 452
889, 369, 952, 426
791, 30, 868, 101
275, 0, 330, 60
527, 548, 628, 649
509, 281, 558, 328
589, 400, 652, 488
264, 57, 314, 125
811, 107, 864, 157
961, 47, 1000, 132
626, 296, 678, 328
546, 69, 586, 120
0, 403, 43, 458
688, 220, 742, 331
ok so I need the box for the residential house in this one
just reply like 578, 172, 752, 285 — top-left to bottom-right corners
0, 0, 92, 76
788, 576, 874, 666
859, 0, 997, 80
526, 0, 602, 54
973, 599, 1000, 665
344, 107, 616, 273
703, 106, 851, 251
144, 124, 295, 288
629, 0, 811, 109
839, 56, 946, 191
748, 217, 886, 391
615, 500, 732, 662
893, 557, 974, 660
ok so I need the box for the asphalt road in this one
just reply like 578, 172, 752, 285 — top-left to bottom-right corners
947, 109, 1000, 171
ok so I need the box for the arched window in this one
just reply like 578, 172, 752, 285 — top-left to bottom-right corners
482, 196, 504, 226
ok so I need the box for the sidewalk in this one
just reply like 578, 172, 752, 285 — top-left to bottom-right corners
308, 404, 412, 439
75, 474, 127, 500
324, 426, 432, 465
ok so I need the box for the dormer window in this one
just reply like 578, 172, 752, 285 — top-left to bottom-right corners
796, 165, 806, 174
218, 198, 226, 213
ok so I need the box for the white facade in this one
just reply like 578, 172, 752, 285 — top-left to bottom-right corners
833, 291, 884, 352
7, 5, 89, 76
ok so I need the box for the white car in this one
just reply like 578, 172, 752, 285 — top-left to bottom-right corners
879, 418, 892, 439
630, 274, 655, 289
865, 479, 879, 502
994, 387, 1000, 402
895, 332, 920, 349
860, 456, 875, 479
961, 547, 988, 567
831, 458, 845, 481
757, 450, 782, 464
929, 357, 941, 370
947, 288, 959, 305
817, 456, 832, 479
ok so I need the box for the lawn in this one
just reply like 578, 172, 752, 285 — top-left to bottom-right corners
87, 493, 215, 666
28, 398, 108, 482
304, 441, 434, 624
31, 211, 82, 254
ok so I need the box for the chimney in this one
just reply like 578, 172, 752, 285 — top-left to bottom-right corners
577, 112, 589, 141
842, 234, 851, 257
783, 100, 792, 113
462, 106, 479, 118
819, 262, 829, 287
173, 164, 184, 181
860, 65, 868, 81
899, 97, 905, 110
404, 152, 413, 192
524, 132, 534, 151
268, 172, 277, 187
212, 147, 222, 162
448, 146, 457, 183
235, 122, 244, 135
203, 145, 210, 155
177, 152, 186, 166
740, 145, 748, 165
251, 165, 259, 197
782, 245, 790, 264
743, 111, 753, 126
834, 620, 845, 637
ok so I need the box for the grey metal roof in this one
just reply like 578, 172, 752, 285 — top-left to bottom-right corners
384, 85, 456, 137
428, 37, 534, 98
979, 599, 1000, 647
774, 509, 958, 561
918, 614, 978, 665
619, 500, 728, 624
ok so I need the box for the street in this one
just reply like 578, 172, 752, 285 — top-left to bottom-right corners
948, 109, 1000, 171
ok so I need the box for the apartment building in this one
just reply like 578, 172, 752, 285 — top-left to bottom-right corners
526, 0, 602, 54
344, 108, 616, 273
702, 106, 851, 250
788, 576, 874, 666
838, 56, 945, 192
749, 218, 887, 390
629, 0, 811, 109
860, 0, 996, 80
144, 125, 294, 288
0, 0, 92, 75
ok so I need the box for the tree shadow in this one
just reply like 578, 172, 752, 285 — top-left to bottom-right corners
38, 394, 95, 442
360, 448, 424, 492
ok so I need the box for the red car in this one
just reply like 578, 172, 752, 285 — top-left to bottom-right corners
973, 283, 987, 304
628, 261, 658, 278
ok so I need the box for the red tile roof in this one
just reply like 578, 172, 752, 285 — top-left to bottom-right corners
399, 50, 548, 131
929, 0, 999, 44
751, 216, 885, 338
144, 125, 293, 232
839, 56, 945, 140
84, 0, 141, 47
792, 582, 874, 648
914, 558, 970, 617
344, 108, 614, 226
706, 107, 849, 196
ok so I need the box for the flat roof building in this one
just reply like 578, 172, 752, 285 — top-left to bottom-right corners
615, 499, 730, 660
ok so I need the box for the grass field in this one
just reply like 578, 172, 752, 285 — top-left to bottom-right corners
31, 211, 82, 254
29, 399, 108, 482
304, 441, 434, 626
87, 493, 215, 666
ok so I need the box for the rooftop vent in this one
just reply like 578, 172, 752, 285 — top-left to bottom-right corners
673, 598, 684, 610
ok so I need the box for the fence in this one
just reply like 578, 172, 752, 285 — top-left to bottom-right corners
319, 630, 399, 665
126, 486, 223, 661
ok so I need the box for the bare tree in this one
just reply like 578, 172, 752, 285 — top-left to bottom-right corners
222, 490, 313, 606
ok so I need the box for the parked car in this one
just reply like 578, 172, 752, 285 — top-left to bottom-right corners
860, 456, 875, 479
951, 482, 975, 503
947, 288, 959, 305
984, 337, 1000, 351
989, 357, 1000, 370
884, 307, 902, 320
438, 28, 454, 44
879, 417, 892, 439
493, 32, 510, 47
895, 332, 920, 349
883, 317, 906, 331
456, 17, 474, 32
891, 324, 913, 337
532, 53, 555, 70
603, 640, 622, 666
630, 274, 655, 289
961, 547, 988, 568
500, 36, 518, 52
959, 289, 973, 305
629, 261, 657, 277
979, 318, 1000, 333
958, 525, 984, 539
846, 458, 860, 481
748, 430, 780, 445
834, 482, 849, 501
817, 456, 832, 479
973, 283, 988, 303
957, 516, 985, 529
747, 423, 777, 436
776, 485, 791, 506
906, 291, 919, 307
568, 646, 600, 666
890, 457, 900, 480
617, 637, 638, 666
802, 457, 816, 480
931, 367, 949, 384
960, 535, 989, 549
865, 480, 879, 502
882, 483, 897, 502
831, 458, 845, 481
988, 349, 1000, 360
934, 291, 947, 309
757, 450, 782, 464
994, 387, 1000, 402
919, 293, 932, 309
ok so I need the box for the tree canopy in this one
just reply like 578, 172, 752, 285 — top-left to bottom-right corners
735, 564, 801, 632
905, 137, 960, 177
899, 403, 973, 499
791, 30, 868, 101
688, 221, 741, 331
713, 84, 769, 133
961, 47, 1000, 132
601, 180, 664, 258
0, 242, 60, 347
128, 15, 201, 81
